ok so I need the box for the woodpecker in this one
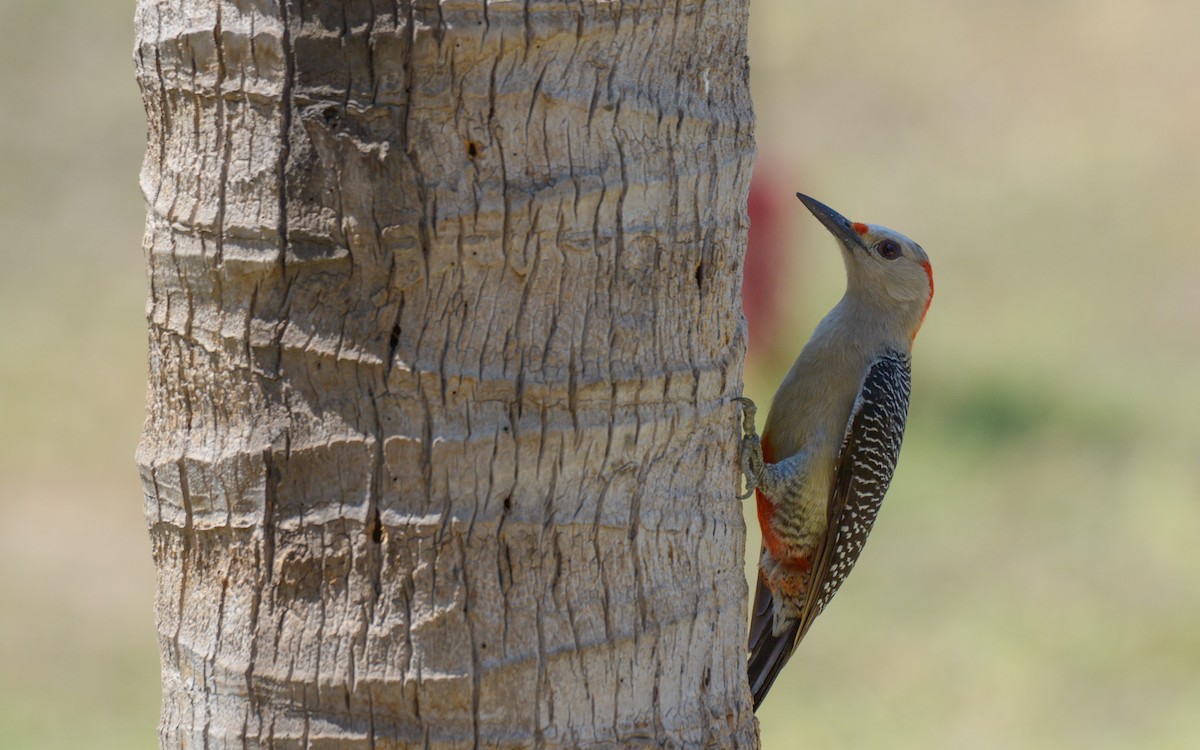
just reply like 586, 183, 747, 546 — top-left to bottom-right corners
738, 193, 933, 710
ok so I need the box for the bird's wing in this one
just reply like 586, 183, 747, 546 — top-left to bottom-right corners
746, 354, 911, 708
793, 351, 912, 645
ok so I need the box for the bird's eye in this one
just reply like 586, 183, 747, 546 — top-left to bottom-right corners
875, 239, 902, 260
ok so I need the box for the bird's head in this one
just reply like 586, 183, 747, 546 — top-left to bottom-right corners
796, 192, 934, 341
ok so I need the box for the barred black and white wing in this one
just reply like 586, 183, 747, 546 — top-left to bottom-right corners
793, 351, 912, 643
747, 352, 911, 709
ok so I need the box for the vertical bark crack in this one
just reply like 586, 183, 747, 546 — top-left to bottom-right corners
212, 1, 229, 266
277, 0, 294, 272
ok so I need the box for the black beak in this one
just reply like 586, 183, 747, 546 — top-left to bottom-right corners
796, 193, 868, 252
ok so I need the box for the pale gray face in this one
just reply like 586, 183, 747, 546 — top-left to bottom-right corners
842, 223, 932, 307
795, 193, 934, 333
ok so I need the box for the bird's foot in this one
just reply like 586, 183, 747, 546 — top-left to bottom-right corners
735, 396, 765, 499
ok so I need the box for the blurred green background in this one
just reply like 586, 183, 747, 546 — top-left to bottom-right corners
1, 2, 1198, 748
0, 2, 158, 749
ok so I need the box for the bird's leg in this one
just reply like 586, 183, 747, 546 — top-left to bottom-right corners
735, 397, 765, 499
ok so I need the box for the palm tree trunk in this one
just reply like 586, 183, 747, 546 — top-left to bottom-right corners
135, 0, 756, 746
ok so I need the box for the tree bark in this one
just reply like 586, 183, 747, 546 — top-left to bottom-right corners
135, 0, 755, 747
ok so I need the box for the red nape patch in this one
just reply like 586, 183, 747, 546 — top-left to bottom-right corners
912, 259, 934, 341
851, 222, 870, 236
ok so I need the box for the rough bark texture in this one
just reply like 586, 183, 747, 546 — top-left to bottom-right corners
135, 0, 755, 747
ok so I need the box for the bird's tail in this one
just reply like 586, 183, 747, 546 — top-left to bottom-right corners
747, 571, 802, 710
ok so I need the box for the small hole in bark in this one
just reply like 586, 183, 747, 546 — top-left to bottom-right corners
503, 495, 512, 510
389, 324, 401, 352
466, 140, 480, 159
695, 261, 704, 289
322, 107, 340, 128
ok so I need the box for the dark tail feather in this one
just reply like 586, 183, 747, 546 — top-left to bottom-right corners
747, 566, 775, 651
747, 575, 801, 711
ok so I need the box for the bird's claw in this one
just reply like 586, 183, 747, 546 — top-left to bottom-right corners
735, 396, 757, 435
735, 397, 765, 499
